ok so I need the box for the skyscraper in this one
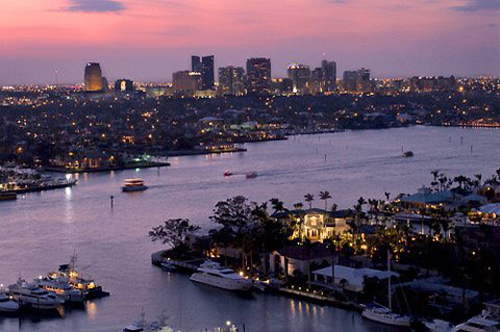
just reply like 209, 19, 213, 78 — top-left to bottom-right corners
246, 58, 271, 95
311, 60, 337, 94
218, 66, 245, 95
84, 63, 103, 92
114, 79, 134, 93
191, 55, 215, 90
287, 63, 311, 95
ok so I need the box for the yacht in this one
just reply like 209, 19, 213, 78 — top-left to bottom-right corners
246, 172, 258, 179
362, 251, 412, 327
122, 179, 148, 192
0, 288, 20, 313
452, 310, 500, 332
8, 278, 64, 310
33, 277, 86, 303
189, 261, 253, 291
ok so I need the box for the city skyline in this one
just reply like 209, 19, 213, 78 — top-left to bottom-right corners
1, 0, 499, 85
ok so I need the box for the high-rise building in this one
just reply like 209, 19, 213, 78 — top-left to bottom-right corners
192, 55, 215, 90
84, 63, 103, 92
287, 63, 311, 95
343, 68, 371, 93
218, 66, 245, 95
172, 70, 202, 96
311, 60, 336, 95
114, 79, 134, 93
246, 58, 271, 95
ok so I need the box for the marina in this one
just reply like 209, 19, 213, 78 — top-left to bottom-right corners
0, 127, 499, 331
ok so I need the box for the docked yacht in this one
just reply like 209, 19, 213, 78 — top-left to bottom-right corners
122, 179, 148, 192
361, 251, 412, 327
33, 277, 86, 303
189, 261, 253, 291
452, 310, 500, 332
0, 289, 20, 313
8, 278, 64, 310
49, 261, 108, 299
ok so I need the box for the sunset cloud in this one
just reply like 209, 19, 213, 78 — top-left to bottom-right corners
66, 0, 125, 12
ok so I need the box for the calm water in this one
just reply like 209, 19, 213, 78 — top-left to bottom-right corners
0, 126, 499, 332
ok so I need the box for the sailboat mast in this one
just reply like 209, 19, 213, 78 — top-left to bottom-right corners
388, 250, 392, 310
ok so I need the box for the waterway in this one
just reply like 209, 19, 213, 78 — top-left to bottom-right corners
0, 126, 499, 332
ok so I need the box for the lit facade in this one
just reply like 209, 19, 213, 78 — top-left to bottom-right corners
246, 58, 271, 95
84, 63, 103, 92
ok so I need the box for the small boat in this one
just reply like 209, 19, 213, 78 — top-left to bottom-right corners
190, 260, 253, 292
123, 310, 174, 332
224, 171, 233, 177
0, 192, 17, 201
160, 261, 177, 272
0, 289, 20, 313
403, 151, 414, 158
424, 319, 454, 332
8, 278, 64, 310
122, 179, 148, 192
246, 172, 258, 179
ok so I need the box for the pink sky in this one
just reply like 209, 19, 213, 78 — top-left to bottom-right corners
0, 0, 499, 84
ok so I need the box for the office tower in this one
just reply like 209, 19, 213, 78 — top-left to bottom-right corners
114, 79, 134, 93
84, 62, 103, 92
287, 63, 311, 95
191, 56, 202, 73
191, 55, 215, 90
246, 57, 271, 95
172, 70, 202, 96
311, 60, 337, 95
218, 66, 245, 95
343, 68, 371, 93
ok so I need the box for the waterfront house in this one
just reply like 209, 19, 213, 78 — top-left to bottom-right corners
478, 184, 500, 202
311, 265, 398, 292
274, 208, 351, 243
399, 186, 460, 210
268, 245, 333, 278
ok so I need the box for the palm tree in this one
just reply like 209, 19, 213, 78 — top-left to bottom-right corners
319, 191, 332, 211
294, 202, 303, 210
384, 192, 391, 201
270, 198, 285, 214
304, 193, 314, 209
474, 174, 482, 188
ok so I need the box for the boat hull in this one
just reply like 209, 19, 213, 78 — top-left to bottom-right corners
362, 309, 411, 327
190, 273, 252, 291
122, 186, 148, 192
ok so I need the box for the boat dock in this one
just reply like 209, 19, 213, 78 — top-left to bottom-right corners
277, 286, 363, 311
151, 250, 202, 272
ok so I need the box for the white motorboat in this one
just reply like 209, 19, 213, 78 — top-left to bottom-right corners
189, 261, 253, 291
122, 179, 148, 192
452, 310, 500, 332
0, 289, 20, 313
123, 310, 174, 332
361, 251, 411, 327
33, 277, 86, 303
8, 278, 64, 310
424, 319, 454, 332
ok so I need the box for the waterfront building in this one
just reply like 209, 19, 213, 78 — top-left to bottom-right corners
268, 244, 333, 277
312, 265, 397, 293
218, 66, 245, 95
114, 79, 134, 93
172, 70, 202, 96
84, 62, 103, 92
246, 57, 271, 95
287, 63, 311, 95
192, 55, 215, 90
274, 208, 351, 243
342, 68, 372, 93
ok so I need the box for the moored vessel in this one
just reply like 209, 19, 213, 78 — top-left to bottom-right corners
189, 261, 252, 292
8, 278, 64, 310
